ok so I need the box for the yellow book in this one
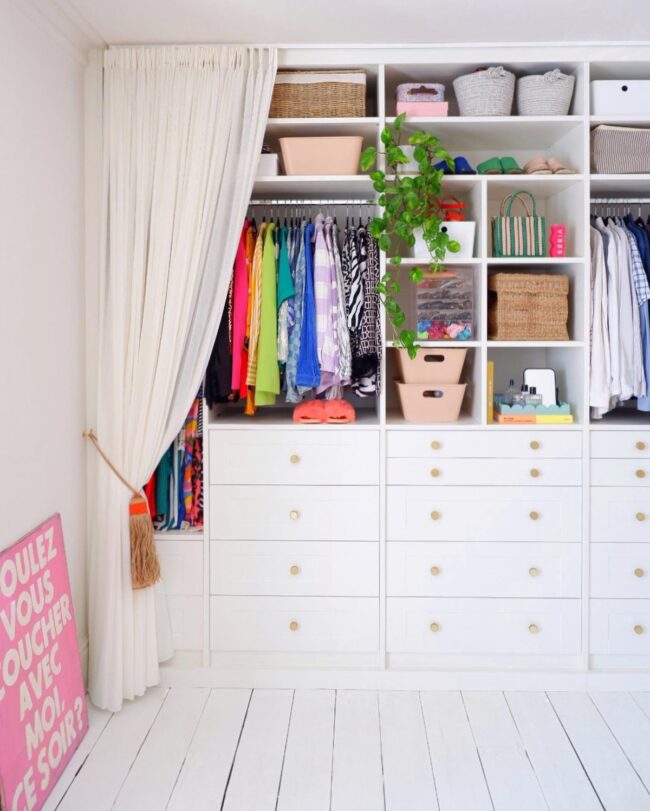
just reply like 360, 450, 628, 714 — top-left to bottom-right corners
487, 361, 494, 424
535, 414, 574, 424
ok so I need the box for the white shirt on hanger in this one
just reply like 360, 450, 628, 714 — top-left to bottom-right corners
590, 227, 611, 414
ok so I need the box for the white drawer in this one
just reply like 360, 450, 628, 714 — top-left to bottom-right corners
388, 430, 582, 459
591, 459, 650, 487
166, 595, 203, 651
388, 458, 581, 486
209, 485, 379, 541
210, 596, 378, 652
209, 429, 379, 485
387, 486, 581, 542
590, 599, 650, 655
591, 431, 650, 458
387, 542, 581, 598
387, 598, 581, 655
210, 541, 378, 596
156, 541, 203, 595
591, 544, 650, 598
591, 487, 650, 541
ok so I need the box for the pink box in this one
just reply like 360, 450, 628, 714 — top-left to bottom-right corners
396, 101, 449, 116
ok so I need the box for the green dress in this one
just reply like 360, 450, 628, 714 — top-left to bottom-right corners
254, 223, 280, 405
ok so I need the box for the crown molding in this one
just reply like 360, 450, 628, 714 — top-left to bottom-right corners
13, 0, 105, 66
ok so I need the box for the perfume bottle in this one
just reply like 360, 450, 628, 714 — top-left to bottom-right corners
525, 386, 543, 406
513, 384, 528, 406
504, 378, 517, 406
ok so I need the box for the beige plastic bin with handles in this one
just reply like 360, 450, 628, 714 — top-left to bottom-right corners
395, 347, 467, 384
395, 382, 467, 423
279, 136, 363, 175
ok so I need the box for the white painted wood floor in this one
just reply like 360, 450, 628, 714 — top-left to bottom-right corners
44, 689, 650, 811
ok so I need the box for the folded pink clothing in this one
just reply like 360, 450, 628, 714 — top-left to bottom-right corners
323, 399, 356, 424
292, 400, 327, 423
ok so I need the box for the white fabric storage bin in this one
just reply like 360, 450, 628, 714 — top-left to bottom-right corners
256, 153, 279, 176
591, 80, 650, 115
413, 221, 476, 259
591, 125, 650, 174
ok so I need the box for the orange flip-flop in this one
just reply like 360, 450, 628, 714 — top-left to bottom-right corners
323, 399, 356, 424
293, 400, 327, 423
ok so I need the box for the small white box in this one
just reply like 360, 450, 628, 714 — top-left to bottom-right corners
591, 80, 650, 115
256, 153, 279, 177
413, 221, 476, 259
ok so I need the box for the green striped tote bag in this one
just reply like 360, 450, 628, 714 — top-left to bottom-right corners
492, 190, 546, 257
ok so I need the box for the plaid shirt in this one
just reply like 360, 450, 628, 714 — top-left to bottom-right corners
625, 224, 650, 307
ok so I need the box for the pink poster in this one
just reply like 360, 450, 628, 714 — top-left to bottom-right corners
0, 515, 88, 811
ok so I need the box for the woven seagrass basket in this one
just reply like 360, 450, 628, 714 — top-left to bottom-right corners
488, 273, 569, 340
269, 69, 366, 118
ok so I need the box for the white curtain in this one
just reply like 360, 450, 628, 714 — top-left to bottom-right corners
89, 45, 277, 711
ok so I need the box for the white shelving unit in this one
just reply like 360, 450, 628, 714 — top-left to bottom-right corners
155, 47, 650, 690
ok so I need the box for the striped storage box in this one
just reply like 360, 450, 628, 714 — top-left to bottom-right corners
591, 125, 650, 174
492, 191, 546, 258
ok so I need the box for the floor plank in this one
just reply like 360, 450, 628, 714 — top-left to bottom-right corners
112, 687, 209, 811
167, 689, 251, 811
330, 690, 385, 811
632, 692, 650, 721
549, 692, 650, 811
41, 701, 112, 811
591, 692, 650, 792
463, 691, 547, 811
222, 689, 294, 811
379, 691, 438, 811
506, 692, 601, 811
277, 689, 335, 811
57, 687, 168, 811
420, 691, 492, 811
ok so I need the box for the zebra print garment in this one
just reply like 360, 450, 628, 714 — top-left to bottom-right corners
351, 227, 382, 397
342, 225, 364, 333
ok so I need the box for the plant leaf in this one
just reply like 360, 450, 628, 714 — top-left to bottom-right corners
394, 112, 406, 130
360, 146, 377, 172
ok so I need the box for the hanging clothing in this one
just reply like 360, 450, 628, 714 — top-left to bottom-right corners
285, 223, 307, 403
352, 226, 382, 397
314, 215, 340, 394
590, 227, 611, 413
246, 223, 266, 388
255, 223, 280, 405
327, 217, 352, 391
277, 225, 294, 364
297, 222, 320, 392
231, 222, 249, 394
204, 287, 233, 407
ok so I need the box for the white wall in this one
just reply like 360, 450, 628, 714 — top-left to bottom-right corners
0, 0, 88, 656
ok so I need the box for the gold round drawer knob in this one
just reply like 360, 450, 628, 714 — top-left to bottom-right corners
530, 440, 540, 450
529, 567, 540, 577
637, 512, 647, 522
289, 510, 300, 521
290, 565, 301, 576
430, 566, 441, 576
636, 441, 647, 451
290, 454, 300, 464
529, 511, 540, 521
430, 622, 440, 633
289, 620, 299, 631
528, 623, 540, 634
634, 624, 645, 635
430, 468, 441, 478
636, 469, 646, 479
431, 440, 441, 450
430, 510, 441, 521
530, 468, 540, 478
634, 568, 645, 578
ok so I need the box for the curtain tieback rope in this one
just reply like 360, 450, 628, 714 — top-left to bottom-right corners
83, 430, 161, 589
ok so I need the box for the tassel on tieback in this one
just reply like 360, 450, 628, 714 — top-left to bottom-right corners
83, 430, 161, 590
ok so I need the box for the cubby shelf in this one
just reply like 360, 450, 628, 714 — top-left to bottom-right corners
265, 117, 380, 136
486, 257, 585, 264
252, 175, 375, 196
590, 174, 650, 195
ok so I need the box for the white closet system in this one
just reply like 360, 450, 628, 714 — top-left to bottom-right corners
88, 44, 650, 689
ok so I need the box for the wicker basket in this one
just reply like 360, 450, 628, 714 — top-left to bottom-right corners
452, 66, 515, 116
269, 70, 366, 118
516, 70, 575, 116
488, 273, 569, 340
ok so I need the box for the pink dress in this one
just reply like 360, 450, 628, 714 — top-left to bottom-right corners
231, 221, 250, 392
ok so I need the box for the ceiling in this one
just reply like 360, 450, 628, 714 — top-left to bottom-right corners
62, 0, 650, 46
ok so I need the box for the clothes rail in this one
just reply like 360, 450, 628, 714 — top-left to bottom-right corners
590, 198, 650, 204
248, 198, 376, 205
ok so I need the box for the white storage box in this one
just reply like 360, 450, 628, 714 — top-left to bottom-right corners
279, 136, 363, 176
591, 125, 650, 174
591, 80, 650, 116
413, 221, 476, 259
256, 153, 279, 177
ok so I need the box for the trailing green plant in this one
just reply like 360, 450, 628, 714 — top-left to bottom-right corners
360, 113, 460, 358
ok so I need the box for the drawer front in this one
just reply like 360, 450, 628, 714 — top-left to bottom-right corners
166, 595, 203, 650
388, 430, 582, 459
210, 541, 378, 597
591, 487, 650, 541
209, 485, 379, 541
156, 541, 203, 596
209, 429, 379, 485
387, 542, 581, 598
388, 458, 582, 487
591, 431, 650, 458
387, 598, 581, 655
210, 596, 378, 652
591, 459, 650, 487
387, 486, 581, 542
590, 599, 650, 654
591, 544, 650, 598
